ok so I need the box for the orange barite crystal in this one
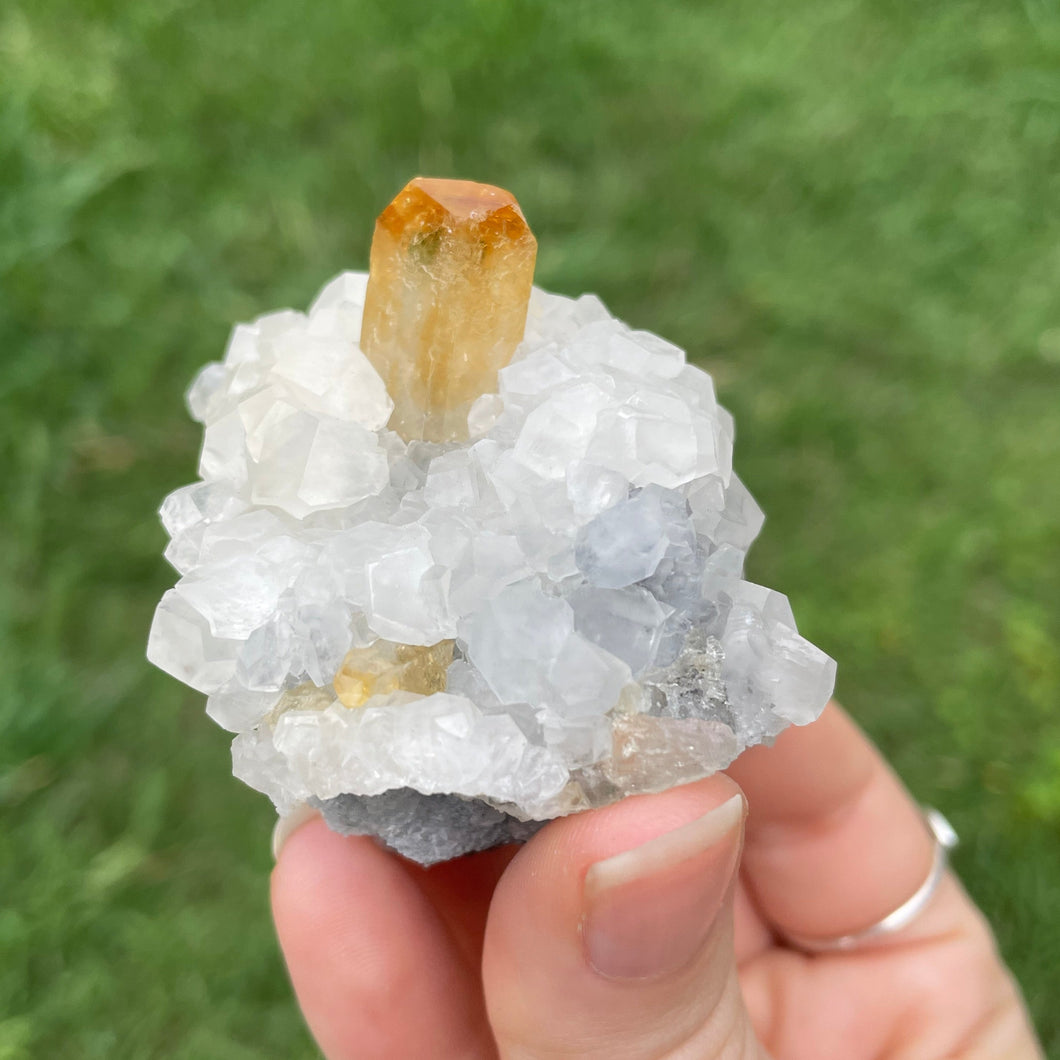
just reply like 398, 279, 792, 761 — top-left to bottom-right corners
359, 177, 537, 443
332, 639, 455, 708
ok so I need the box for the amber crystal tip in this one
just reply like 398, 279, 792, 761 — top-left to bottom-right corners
383, 176, 527, 228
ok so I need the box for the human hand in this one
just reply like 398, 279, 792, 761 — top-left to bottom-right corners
271, 703, 1044, 1059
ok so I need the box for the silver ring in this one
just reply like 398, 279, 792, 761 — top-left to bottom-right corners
781, 806, 959, 954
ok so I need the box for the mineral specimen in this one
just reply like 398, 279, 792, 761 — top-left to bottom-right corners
147, 178, 836, 865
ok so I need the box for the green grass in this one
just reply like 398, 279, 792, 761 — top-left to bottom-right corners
2, 0, 1058, 1055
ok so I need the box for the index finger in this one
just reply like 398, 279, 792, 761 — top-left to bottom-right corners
725, 701, 938, 944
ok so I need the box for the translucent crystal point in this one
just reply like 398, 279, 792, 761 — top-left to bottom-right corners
360, 177, 538, 443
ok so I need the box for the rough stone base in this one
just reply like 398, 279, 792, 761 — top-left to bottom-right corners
314, 788, 547, 865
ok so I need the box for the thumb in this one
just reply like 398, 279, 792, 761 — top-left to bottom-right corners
482, 775, 765, 1060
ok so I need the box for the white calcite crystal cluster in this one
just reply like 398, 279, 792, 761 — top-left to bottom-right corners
148, 271, 836, 864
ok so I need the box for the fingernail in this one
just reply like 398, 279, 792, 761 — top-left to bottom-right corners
271, 803, 320, 861
582, 793, 745, 980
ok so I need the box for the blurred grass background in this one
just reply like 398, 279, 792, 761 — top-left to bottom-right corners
1, 0, 1058, 1055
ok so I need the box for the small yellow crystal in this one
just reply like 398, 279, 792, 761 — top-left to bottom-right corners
360, 177, 537, 443
332, 639, 455, 708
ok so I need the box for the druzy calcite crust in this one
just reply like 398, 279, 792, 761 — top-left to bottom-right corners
147, 179, 836, 864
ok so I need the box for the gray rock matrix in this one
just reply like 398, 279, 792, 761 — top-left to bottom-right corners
316, 790, 545, 865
